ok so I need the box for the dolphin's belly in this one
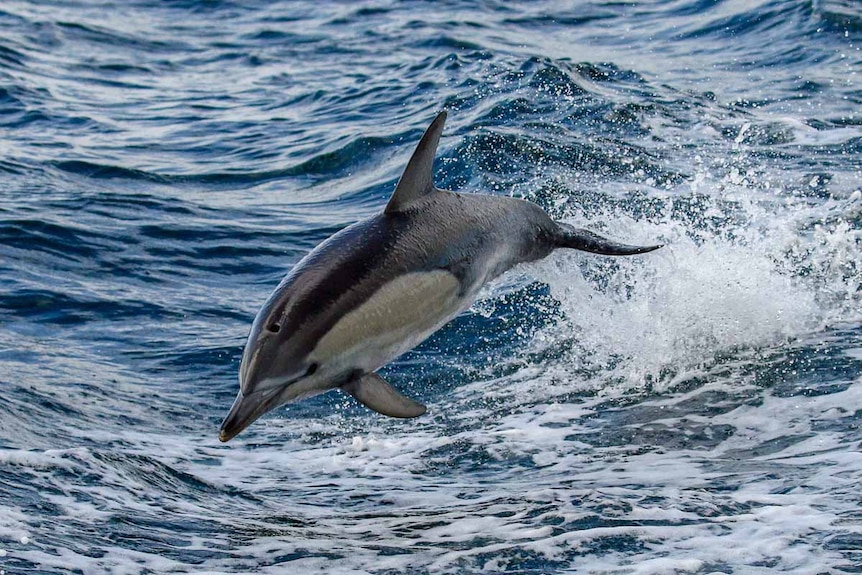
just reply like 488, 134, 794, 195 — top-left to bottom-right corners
309, 269, 466, 372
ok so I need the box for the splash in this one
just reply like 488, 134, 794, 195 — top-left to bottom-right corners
532, 172, 862, 391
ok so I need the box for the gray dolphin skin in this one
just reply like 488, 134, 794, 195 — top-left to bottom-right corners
218, 111, 661, 442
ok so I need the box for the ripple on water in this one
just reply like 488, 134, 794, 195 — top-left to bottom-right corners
0, 0, 861, 573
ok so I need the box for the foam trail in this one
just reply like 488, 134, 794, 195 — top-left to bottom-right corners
531, 173, 862, 392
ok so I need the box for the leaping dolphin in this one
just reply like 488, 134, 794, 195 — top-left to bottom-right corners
218, 111, 660, 442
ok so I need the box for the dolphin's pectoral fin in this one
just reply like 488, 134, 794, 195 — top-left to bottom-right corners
341, 373, 427, 418
555, 222, 662, 256
385, 111, 447, 214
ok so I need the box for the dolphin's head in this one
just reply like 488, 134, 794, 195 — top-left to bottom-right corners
218, 288, 322, 442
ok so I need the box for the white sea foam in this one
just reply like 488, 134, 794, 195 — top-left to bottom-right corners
3, 371, 861, 575
525, 169, 862, 396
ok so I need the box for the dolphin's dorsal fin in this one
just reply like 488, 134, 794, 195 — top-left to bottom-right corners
385, 110, 447, 214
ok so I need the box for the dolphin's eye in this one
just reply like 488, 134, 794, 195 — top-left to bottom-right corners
267, 323, 281, 333
305, 363, 319, 377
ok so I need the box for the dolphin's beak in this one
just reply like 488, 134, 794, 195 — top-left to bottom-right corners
218, 388, 281, 442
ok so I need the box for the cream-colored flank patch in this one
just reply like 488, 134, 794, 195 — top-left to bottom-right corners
310, 270, 462, 366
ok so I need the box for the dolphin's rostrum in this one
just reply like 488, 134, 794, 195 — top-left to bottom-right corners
219, 111, 661, 442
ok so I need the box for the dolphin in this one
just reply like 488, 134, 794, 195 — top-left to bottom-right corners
218, 111, 660, 442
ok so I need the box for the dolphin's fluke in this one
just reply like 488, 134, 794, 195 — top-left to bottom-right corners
341, 373, 427, 418
385, 111, 447, 214
555, 222, 662, 255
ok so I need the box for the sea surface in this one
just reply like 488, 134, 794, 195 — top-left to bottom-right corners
0, 1, 860, 573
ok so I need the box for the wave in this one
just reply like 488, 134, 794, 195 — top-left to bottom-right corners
0, 0, 860, 573
52, 132, 402, 185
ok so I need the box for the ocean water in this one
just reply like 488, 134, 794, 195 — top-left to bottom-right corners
0, 0, 860, 573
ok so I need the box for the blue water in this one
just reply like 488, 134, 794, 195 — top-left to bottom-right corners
1, 1, 861, 573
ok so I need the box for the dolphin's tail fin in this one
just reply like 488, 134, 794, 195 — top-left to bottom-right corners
554, 222, 662, 256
